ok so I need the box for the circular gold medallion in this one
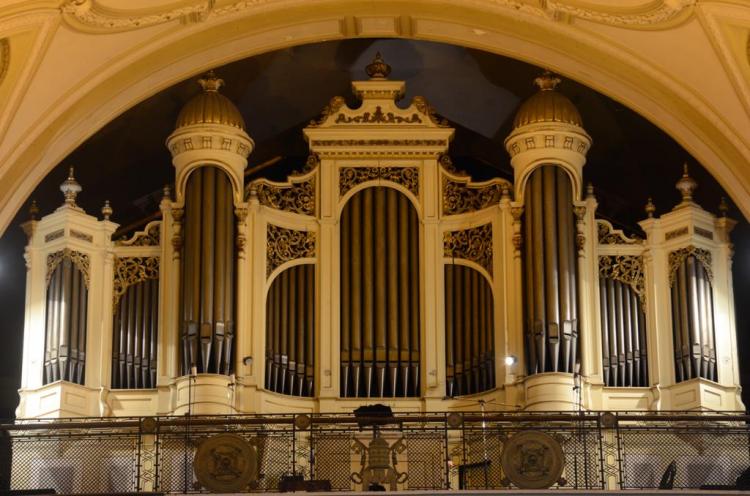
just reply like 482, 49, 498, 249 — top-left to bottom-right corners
194, 434, 257, 493
294, 414, 311, 430
600, 412, 617, 429
500, 431, 565, 489
447, 412, 463, 428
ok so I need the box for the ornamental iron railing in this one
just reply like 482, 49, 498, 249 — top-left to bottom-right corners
2, 411, 749, 493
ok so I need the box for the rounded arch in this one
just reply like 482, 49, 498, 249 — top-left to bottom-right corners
1, 0, 748, 235
337, 180, 421, 219
515, 160, 582, 205
443, 257, 493, 291
175, 161, 245, 207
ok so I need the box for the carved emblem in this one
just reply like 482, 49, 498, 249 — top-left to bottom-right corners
46, 249, 90, 288
597, 220, 642, 244
442, 176, 511, 215
252, 178, 315, 216
267, 224, 316, 276
194, 434, 257, 493
339, 167, 419, 197
351, 434, 408, 491
668, 245, 712, 286
112, 256, 159, 310
45, 229, 65, 243
500, 431, 565, 489
70, 230, 93, 243
335, 106, 422, 124
665, 226, 688, 241
309, 96, 346, 126
443, 224, 493, 275
599, 255, 645, 306
412, 96, 449, 127
117, 220, 161, 246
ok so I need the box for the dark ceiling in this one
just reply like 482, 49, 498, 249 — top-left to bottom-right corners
0, 38, 748, 418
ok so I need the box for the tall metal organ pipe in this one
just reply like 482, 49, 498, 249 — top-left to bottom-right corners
340, 187, 420, 397
44, 257, 88, 385
670, 254, 717, 382
180, 167, 236, 375
522, 166, 578, 374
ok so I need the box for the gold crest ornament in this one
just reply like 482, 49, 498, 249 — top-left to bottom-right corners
194, 434, 257, 493
500, 431, 565, 489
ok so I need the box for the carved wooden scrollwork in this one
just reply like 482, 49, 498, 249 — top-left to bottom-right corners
267, 224, 316, 276
253, 178, 316, 216
46, 249, 90, 288
597, 220, 642, 245
443, 223, 493, 275
116, 220, 161, 246
339, 167, 419, 197
442, 176, 511, 215
112, 256, 160, 310
335, 106, 422, 124
669, 245, 712, 286
599, 255, 645, 305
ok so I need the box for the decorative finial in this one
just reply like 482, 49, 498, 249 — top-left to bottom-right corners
28, 200, 39, 221
162, 184, 172, 201
645, 197, 656, 218
534, 70, 561, 91
675, 162, 697, 207
501, 184, 511, 200
586, 183, 595, 198
60, 167, 82, 207
198, 70, 224, 92
719, 197, 729, 218
366, 52, 391, 80
101, 200, 112, 221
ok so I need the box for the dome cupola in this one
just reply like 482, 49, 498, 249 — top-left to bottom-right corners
175, 71, 246, 131
513, 72, 583, 129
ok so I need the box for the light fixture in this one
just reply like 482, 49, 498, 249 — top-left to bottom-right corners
504, 355, 518, 366
242, 356, 253, 366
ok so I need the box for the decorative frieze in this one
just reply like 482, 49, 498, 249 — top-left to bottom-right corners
442, 176, 510, 215
267, 224, 316, 276
45, 229, 65, 243
253, 178, 316, 216
597, 220, 642, 245
46, 249, 90, 288
334, 106, 422, 124
116, 221, 161, 247
599, 255, 645, 304
695, 227, 714, 240
112, 256, 160, 310
339, 167, 419, 197
669, 245, 712, 286
665, 226, 688, 241
443, 223, 493, 275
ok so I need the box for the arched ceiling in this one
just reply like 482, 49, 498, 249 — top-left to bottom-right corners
0, 0, 749, 236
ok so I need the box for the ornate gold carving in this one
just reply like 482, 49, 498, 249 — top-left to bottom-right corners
442, 176, 511, 215
194, 434, 257, 493
665, 226, 688, 241
46, 249, 90, 288
599, 255, 645, 305
339, 167, 419, 197
597, 220, 642, 245
0, 39, 9, 87
309, 96, 346, 126
511, 206, 524, 255
574, 206, 586, 255
45, 229, 65, 243
116, 220, 161, 246
669, 245, 712, 286
70, 229, 93, 243
500, 431, 565, 489
253, 178, 315, 216
235, 207, 249, 258
171, 208, 184, 260
695, 227, 714, 240
412, 96, 450, 127
443, 224, 493, 275
112, 256, 159, 310
267, 224, 315, 276
310, 139, 447, 147
351, 435, 408, 490
335, 106, 422, 124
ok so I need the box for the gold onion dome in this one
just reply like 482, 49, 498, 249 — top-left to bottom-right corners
513, 71, 583, 129
175, 71, 246, 131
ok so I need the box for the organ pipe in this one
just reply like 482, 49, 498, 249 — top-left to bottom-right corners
522, 166, 578, 374
340, 187, 420, 397
112, 277, 159, 389
43, 257, 88, 385
444, 264, 495, 397
265, 264, 315, 397
180, 167, 236, 375
670, 254, 717, 382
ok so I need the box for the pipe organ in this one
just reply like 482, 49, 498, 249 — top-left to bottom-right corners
16, 56, 745, 418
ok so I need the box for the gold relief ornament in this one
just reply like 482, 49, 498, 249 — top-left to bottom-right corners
500, 431, 565, 489
46, 249, 90, 289
253, 178, 315, 216
194, 434, 257, 493
116, 221, 161, 246
335, 106, 422, 125
267, 224, 316, 276
599, 255, 645, 306
112, 256, 159, 311
339, 167, 419, 197
412, 96, 450, 127
443, 224, 493, 275
309, 96, 346, 127
668, 245, 712, 286
442, 176, 511, 215
351, 434, 408, 491
597, 220, 642, 245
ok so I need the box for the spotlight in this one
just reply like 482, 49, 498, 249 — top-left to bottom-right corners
242, 356, 253, 366
504, 355, 517, 366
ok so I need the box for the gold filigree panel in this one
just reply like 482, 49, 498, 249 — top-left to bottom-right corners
669, 245, 712, 286
335, 106, 422, 124
443, 224, 493, 275
112, 256, 159, 310
599, 255, 645, 305
442, 176, 510, 215
339, 167, 419, 197
253, 178, 315, 216
597, 220, 642, 244
46, 249, 90, 288
267, 224, 316, 276
116, 221, 161, 246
